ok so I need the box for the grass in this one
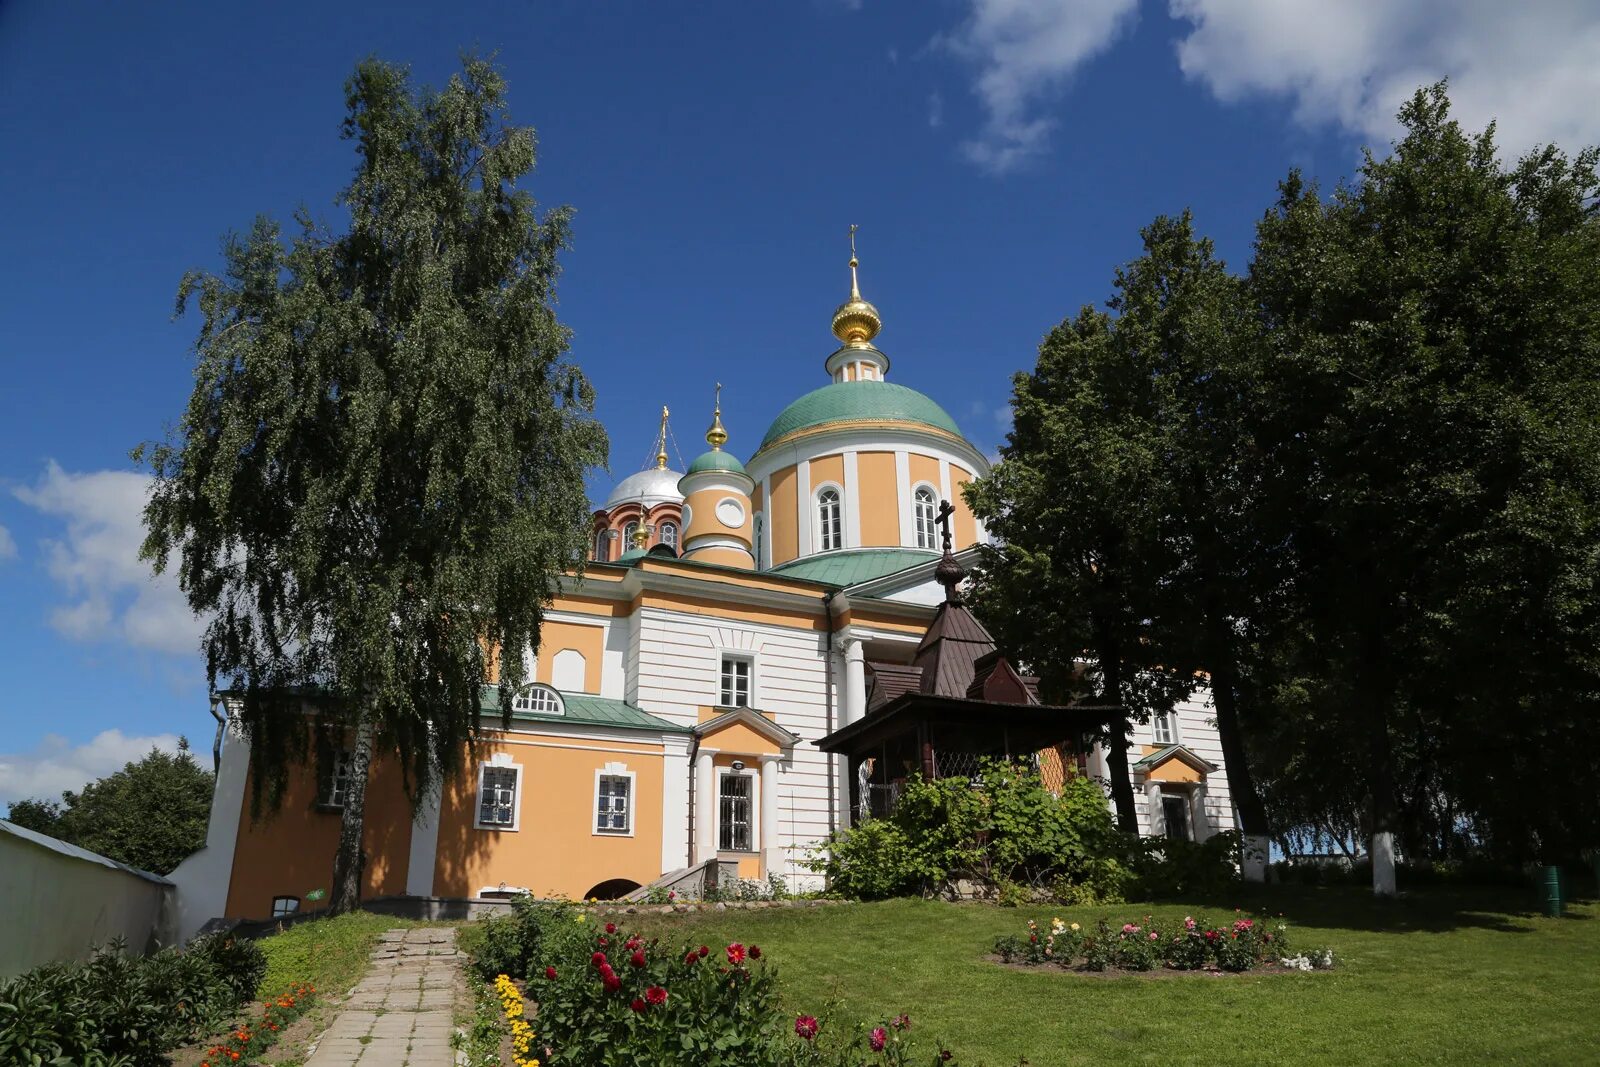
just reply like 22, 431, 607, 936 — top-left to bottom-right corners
620, 886, 1600, 1065
255, 911, 429, 999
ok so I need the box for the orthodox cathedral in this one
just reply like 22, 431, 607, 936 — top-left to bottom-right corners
173, 240, 1236, 931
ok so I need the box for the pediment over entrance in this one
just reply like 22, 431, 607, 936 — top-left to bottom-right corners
1133, 744, 1218, 784
694, 706, 800, 756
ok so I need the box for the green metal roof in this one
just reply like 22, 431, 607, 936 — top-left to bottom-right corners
756, 381, 965, 451
766, 548, 938, 588
685, 450, 749, 476
480, 687, 691, 734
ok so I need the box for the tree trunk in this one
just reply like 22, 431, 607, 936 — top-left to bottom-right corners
1364, 640, 1399, 898
1208, 645, 1270, 881
1095, 627, 1138, 832
330, 704, 376, 915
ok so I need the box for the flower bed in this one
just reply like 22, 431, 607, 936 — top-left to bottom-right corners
198, 981, 317, 1066
993, 912, 1335, 975
465, 901, 960, 1065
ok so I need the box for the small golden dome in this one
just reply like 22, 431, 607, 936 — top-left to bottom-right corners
832, 225, 881, 346
630, 520, 651, 549
705, 383, 728, 450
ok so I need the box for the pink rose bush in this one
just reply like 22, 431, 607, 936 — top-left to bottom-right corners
996, 912, 1316, 974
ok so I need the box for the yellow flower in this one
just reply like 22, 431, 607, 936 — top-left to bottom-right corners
575, 913, 586, 923
1070, 922, 1080, 932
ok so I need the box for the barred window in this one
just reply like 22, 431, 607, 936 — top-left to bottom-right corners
718, 773, 752, 852
272, 895, 299, 918
659, 521, 677, 550
596, 774, 632, 834
477, 764, 520, 829
320, 749, 353, 808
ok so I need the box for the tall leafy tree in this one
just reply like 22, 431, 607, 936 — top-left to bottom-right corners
140, 56, 607, 912
4, 743, 214, 874
1248, 84, 1600, 886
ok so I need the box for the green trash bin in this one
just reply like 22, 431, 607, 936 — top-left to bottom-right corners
1539, 865, 1562, 917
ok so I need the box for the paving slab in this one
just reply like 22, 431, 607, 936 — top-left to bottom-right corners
302, 928, 462, 1067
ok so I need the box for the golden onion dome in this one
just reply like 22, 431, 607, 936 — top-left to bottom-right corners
831, 226, 881, 346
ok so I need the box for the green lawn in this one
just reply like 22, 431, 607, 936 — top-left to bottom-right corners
255, 911, 429, 998
622, 887, 1600, 1065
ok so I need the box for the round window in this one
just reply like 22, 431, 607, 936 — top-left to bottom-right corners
716, 497, 745, 528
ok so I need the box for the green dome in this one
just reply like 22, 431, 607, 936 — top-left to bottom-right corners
685, 450, 749, 477
757, 381, 964, 452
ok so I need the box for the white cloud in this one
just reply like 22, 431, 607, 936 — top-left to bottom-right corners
13, 462, 202, 656
0, 729, 185, 808
1170, 1, 1600, 160
0, 524, 14, 561
940, 0, 1139, 173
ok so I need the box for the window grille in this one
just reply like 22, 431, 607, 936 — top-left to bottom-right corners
720, 656, 751, 708
1153, 711, 1177, 746
479, 766, 519, 828
914, 487, 937, 549
272, 896, 299, 918
719, 773, 752, 851
817, 488, 842, 552
321, 749, 353, 808
596, 774, 631, 833
1162, 794, 1191, 842
512, 684, 564, 716
659, 522, 677, 550
594, 530, 609, 561
623, 520, 639, 548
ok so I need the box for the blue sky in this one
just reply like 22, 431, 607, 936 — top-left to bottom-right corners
3, 0, 1595, 806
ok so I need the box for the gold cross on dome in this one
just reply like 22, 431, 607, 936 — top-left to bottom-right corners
849, 223, 858, 258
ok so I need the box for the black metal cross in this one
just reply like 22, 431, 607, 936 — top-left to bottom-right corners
936, 499, 955, 554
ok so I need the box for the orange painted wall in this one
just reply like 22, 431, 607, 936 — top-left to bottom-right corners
433, 735, 667, 900
693, 545, 754, 569
225, 750, 415, 920
810, 453, 845, 496
856, 451, 899, 547
950, 465, 979, 547
536, 620, 604, 693
768, 465, 798, 564
908, 453, 941, 499
683, 485, 752, 545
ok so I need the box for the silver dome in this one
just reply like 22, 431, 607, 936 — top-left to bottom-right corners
603, 466, 687, 509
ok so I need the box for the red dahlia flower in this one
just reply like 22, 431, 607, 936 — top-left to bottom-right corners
603, 974, 621, 993
726, 943, 746, 965
606, 922, 617, 934
698, 945, 710, 958
795, 1015, 820, 1040
631, 951, 647, 968
545, 966, 558, 981
591, 951, 608, 967
684, 951, 698, 965
893, 1014, 910, 1030
630, 998, 646, 1013
749, 945, 762, 960
870, 1026, 887, 1051
646, 985, 667, 1005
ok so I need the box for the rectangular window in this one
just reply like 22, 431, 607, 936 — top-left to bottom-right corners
720, 656, 752, 708
477, 765, 520, 829
1153, 711, 1177, 746
1162, 794, 1191, 842
718, 773, 753, 852
320, 749, 353, 808
272, 895, 300, 918
596, 773, 632, 834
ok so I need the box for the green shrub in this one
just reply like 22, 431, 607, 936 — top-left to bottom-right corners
0, 934, 266, 1066
462, 896, 579, 982
812, 761, 1124, 900
1128, 830, 1243, 897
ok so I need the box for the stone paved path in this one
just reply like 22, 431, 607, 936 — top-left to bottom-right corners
303, 927, 461, 1067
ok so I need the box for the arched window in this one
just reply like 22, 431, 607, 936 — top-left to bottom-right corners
914, 487, 938, 550
622, 521, 639, 549
512, 683, 565, 716
817, 487, 842, 552
593, 530, 609, 561
659, 521, 677, 550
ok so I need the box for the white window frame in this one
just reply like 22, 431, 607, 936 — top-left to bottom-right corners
912, 484, 938, 550
816, 485, 843, 553
658, 521, 678, 550
474, 756, 523, 831
1153, 709, 1178, 746
594, 529, 609, 561
272, 895, 300, 918
512, 683, 565, 717
320, 747, 353, 809
593, 763, 636, 837
622, 520, 640, 548
719, 654, 754, 708
717, 769, 755, 853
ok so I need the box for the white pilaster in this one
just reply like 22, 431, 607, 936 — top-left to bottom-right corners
662, 734, 694, 871
760, 754, 783, 879
405, 786, 441, 897
843, 450, 862, 549
842, 636, 867, 726
694, 748, 718, 864
1188, 781, 1210, 844
761, 475, 772, 565
1145, 780, 1165, 838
